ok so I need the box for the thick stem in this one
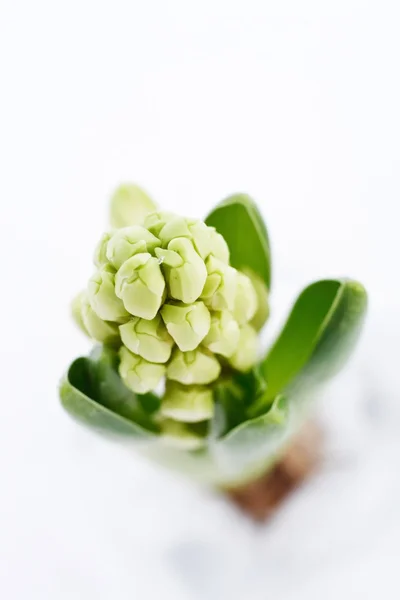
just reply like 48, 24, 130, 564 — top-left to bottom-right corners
224, 422, 322, 521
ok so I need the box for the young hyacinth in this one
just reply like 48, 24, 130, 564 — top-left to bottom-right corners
62, 185, 368, 500
71, 207, 264, 424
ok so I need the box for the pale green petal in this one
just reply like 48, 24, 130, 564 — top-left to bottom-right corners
119, 346, 165, 394
161, 301, 210, 351
233, 272, 258, 325
159, 217, 213, 260
161, 381, 213, 423
159, 419, 206, 450
202, 310, 240, 357
88, 265, 129, 322
208, 229, 230, 263
106, 226, 161, 270
158, 216, 192, 245
71, 292, 89, 335
154, 247, 183, 268
80, 293, 120, 343
188, 220, 214, 259
201, 255, 237, 311
119, 315, 173, 363
115, 253, 165, 320
161, 238, 207, 303
93, 232, 113, 267
110, 184, 157, 228
143, 211, 176, 236
228, 324, 259, 372
242, 268, 270, 331
167, 348, 220, 385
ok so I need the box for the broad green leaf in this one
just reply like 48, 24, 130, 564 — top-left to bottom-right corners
212, 279, 367, 485
109, 183, 157, 228
205, 194, 271, 289
211, 395, 289, 485
89, 346, 161, 420
59, 346, 159, 439
261, 279, 367, 401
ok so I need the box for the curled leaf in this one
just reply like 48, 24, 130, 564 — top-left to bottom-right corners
59, 346, 159, 439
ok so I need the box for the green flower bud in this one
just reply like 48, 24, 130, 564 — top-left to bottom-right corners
156, 237, 207, 304
119, 315, 173, 363
228, 324, 258, 372
243, 268, 270, 331
109, 184, 157, 229
88, 265, 130, 322
106, 226, 160, 270
202, 310, 240, 357
208, 229, 230, 263
161, 301, 210, 351
200, 255, 237, 311
143, 210, 175, 236
159, 419, 206, 450
93, 232, 113, 267
159, 217, 213, 260
167, 347, 221, 385
161, 381, 213, 423
233, 272, 258, 325
115, 253, 165, 320
80, 293, 120, 343
71, 292, 89, 335
119, 346, 165, 394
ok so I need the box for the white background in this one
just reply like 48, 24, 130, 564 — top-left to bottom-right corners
0, 1, 399, 598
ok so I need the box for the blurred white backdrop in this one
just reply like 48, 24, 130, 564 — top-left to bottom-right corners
0, 1, 399, 598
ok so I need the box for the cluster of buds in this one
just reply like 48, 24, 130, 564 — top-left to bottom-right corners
73, 208, 267, 426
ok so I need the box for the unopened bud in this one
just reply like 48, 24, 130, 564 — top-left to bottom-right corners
161, 301, 210, 351
79, 293, 120, 343
143, 210, 176, 236
106, 226, 160, 270
243, 269, 270, 331
201, 255, 237, 311
208, 229, 230, 263
119, 315, 173, 363
159, 419, 206, 450
93, 232, 113, 267
228, 324, 258, 372
167, 347, 221, 385
119, 346, 165, 394
202, 310, 240, 357
161, 381, 214, 423
156, 238, 207, 304
233, 272, 258, 325
115, 253, 165, 320
88, 265, 129, 322
109, 184, 157, 228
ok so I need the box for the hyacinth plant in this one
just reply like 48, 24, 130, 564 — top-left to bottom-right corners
60, 184, 367, 490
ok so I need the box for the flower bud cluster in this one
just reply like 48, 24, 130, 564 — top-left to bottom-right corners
73, 211, 265, 425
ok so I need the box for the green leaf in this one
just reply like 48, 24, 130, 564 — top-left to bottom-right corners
211, 395, 289, 485
59, 346, 159, 439
211, 279, 367, 485
261, 279, 368, 402
205, 193, 271, 289
109, 183, 157, 228
211, 379, 247, 438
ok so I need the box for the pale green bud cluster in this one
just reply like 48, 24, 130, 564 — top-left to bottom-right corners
72, 208, 267, 427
